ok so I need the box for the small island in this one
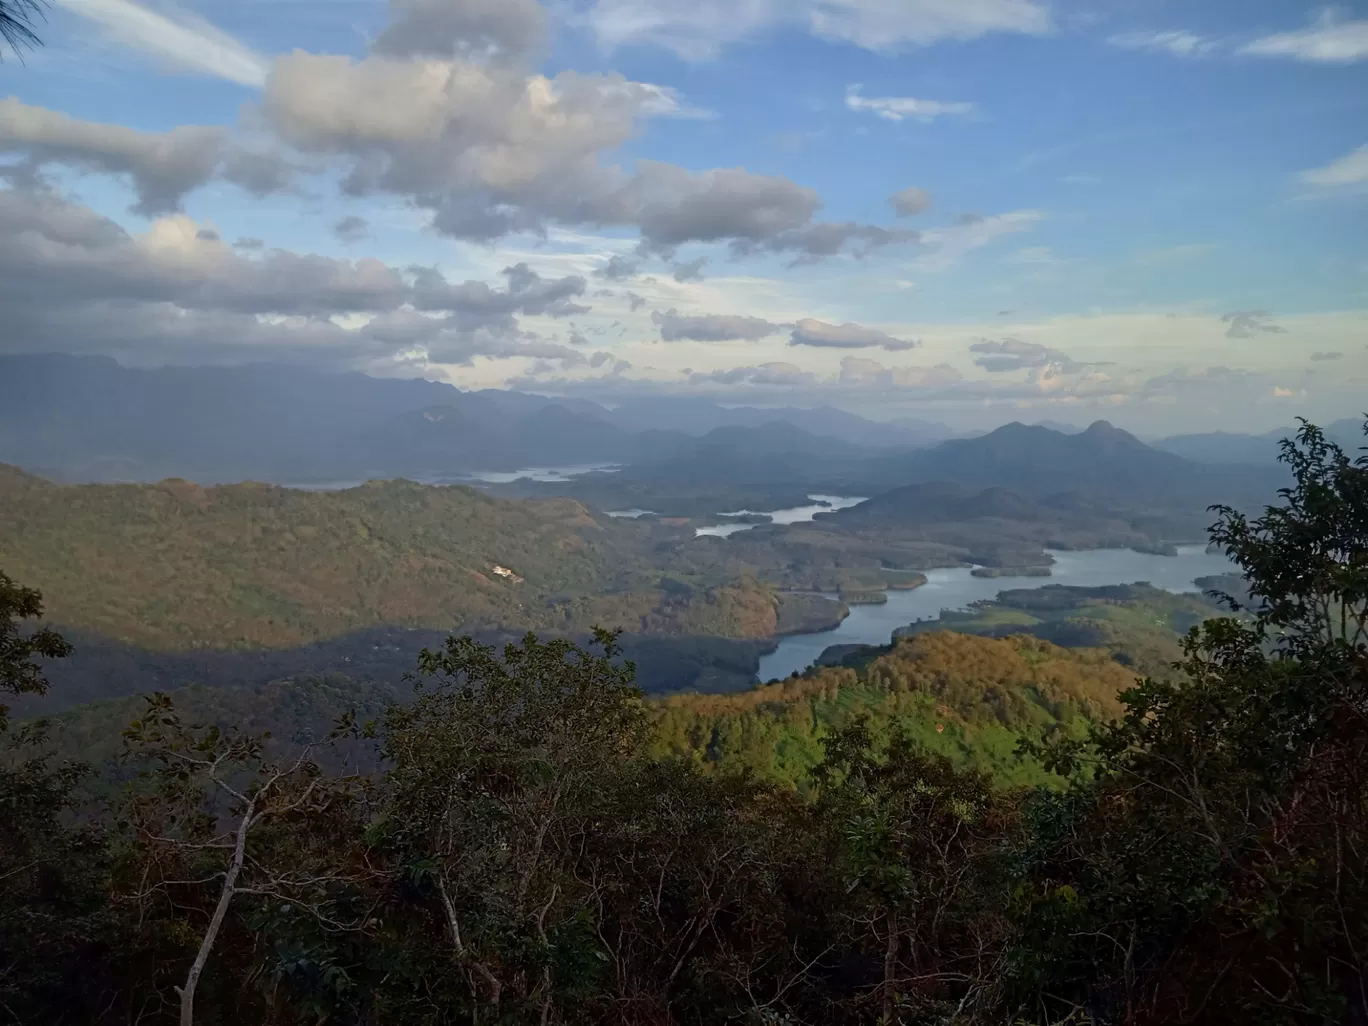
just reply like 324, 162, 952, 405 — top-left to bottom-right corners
838, 589, 889, 606
971, 566, 1052, 579
884, 572, 929, 590
1130, 541, 1180, 557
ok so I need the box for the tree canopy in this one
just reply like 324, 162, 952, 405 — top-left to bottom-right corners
0, 416, 1364, 1024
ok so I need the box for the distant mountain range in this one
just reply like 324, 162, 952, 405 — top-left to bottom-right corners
510, 418, 1286, 522
0, 355, 948, 484
848, 421, 1223, 500
1153, 419, 1365, 465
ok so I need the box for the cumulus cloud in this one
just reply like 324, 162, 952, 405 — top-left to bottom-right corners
0, 98, 225, 215
332, 215, 369, 243
0, 184, 593, 371
790, 318, 918, 351
411, 262, 589, 324
594, 254, 640, 280
970, 338, 1080, 372
1299, 144, 1368, 189
890, 186, 932, 217
845, 86, 975, 122
1222, 310, 1287, 338
1310, 351, 1343, 361
630, 162, 820, 251
625, 291, 647, 312
0, 98, 299, 216
671, 256, 707, 282
11, 1, 910, 259
652, 308, 781, 341
1107, 30, 1216, 58
1239, 12, 1368, 64
256, 56, 885, 254
585, 0, 1048, 59
372, 0, 547, 61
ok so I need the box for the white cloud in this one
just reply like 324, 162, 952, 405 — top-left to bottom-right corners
809, 0, 1049, 51
584, 0, 1048, 59
690, 362, 817, 387
652, 309, 781, 341
838, 356, 962, 388
970, 337, 1081, 372
598, 81, 718, 120
914, 210, 1043, 271
1240, 13, 1368, 64
54, 0, 270, 87
1299, 144, 1368, 189
584, 0, 779, 60
845, 86, 975, 122
790, 318, 918, 351
890, 186, 932, 216
1221, 310, 1287, 339
0, 184, 595, 371
0, 97, 296, 214
1106, 30, 1216, 58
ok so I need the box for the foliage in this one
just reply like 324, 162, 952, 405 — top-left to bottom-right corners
0, 0, 44, 57
896, 581, 1225, 676
0, 567, 71, 729
650, 631, 1138, 789
1012, 416, 1368, 1023
0, 418, 1362, 1025
0, 465, 780, 648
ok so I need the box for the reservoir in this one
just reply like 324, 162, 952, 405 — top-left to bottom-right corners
695, 495, 867, 537
758, 544, 1239, 682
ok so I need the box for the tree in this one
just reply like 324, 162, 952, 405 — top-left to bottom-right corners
0, 567, 72, 730
815, 721, 1013, 1024
0, 0, 45, 57
119, 694, 363, 1026
0, 572, 115, 1021
1013, 417, 1368, 1024
367, 629, 645, 1023
1210, 417, 1368, 652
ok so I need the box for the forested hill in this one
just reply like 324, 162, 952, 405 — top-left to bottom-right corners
0, 463, 780, 648
650, 631, 1140, 787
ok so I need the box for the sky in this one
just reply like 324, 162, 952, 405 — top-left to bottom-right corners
1, 0, 1366, 435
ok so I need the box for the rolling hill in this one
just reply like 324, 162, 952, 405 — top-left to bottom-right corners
0, 463, 781, 649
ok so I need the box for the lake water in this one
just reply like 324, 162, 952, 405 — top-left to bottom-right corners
695, 495, 867, 538
462, 463, 621, 484
757, 544, 1239, 682
284, 463, 619, 491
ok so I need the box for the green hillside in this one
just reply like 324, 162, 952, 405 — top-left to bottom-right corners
0, 464, 782, 649
893, 581, 1226, 674
649, 631, 1139, 788
38, 631, 1136, 792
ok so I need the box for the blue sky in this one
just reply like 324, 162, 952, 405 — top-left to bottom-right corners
1, 0, 1365, 434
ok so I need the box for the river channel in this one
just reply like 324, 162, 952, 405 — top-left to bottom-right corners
757, 544, 1240, 682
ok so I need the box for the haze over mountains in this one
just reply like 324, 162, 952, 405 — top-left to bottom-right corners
0, 355, 950, 485
1152, 420, 1366, 465
0, 354, 1312, 506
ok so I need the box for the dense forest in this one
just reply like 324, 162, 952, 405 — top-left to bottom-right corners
1, 420, 1365, 1024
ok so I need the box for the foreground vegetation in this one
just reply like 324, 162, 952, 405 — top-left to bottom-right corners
1, 420, 1365, 1024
